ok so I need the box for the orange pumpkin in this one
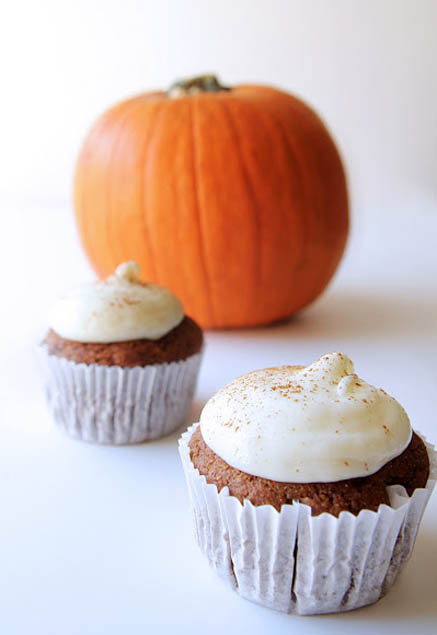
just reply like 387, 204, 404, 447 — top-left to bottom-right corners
74, 75, 348, 328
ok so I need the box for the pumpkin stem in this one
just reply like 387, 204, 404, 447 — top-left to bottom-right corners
168, 74, 231, 98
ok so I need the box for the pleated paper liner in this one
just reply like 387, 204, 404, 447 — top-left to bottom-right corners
39, 346, 202, 444
179, 423, 436, 615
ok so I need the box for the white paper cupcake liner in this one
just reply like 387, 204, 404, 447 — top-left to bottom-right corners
179, 424, 437, 615
38, 346, 202, 444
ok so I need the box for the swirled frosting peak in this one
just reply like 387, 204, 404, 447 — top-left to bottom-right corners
49, 261, 184, 342
200, 353, 412, 483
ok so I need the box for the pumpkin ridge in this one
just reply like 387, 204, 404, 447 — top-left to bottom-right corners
76, 101, 142, 277
74, 142, 89, 270
237, 92, 312, 271
274, 113, 333, 306
140, 101, 168, 281
219, 98, 262, 319
266, 108, 311, 274
107, 98, 151, 270
115, 99, 162, 272
241, 94, 343, 315
265, 99, 347, 308
279, 99, 348, 300
232, 97, 308, 309
190, 96, 215, 325
75, 111, 109, 276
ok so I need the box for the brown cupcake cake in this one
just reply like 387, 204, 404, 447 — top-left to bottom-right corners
43, 316, 202, 367
189, 427, 429, 517
179, 353, 436, 615
40, 262, 203, 443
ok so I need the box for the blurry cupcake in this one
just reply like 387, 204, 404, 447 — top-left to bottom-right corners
179, 353, 436, 615
40, 261, 203, 443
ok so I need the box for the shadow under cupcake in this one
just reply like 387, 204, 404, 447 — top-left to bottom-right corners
39, 261, 203, 444
179, 353, 436, 615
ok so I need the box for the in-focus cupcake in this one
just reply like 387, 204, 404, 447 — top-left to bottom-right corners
40, 261, 203, 444
179, 353, 436, 615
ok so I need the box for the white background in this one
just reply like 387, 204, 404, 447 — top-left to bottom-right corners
1, 0, 437, 214
1, 2, 437, 634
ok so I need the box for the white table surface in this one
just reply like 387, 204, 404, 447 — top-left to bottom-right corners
1, 201, 436, 634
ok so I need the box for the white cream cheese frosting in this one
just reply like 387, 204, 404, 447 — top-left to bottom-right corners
48, 261, 184, 342
200, 353, 412, 483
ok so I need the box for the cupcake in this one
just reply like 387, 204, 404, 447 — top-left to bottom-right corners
40, 261, 203, 444
179, 353, 436, 615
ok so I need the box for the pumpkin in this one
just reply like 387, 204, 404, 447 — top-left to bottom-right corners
74, 75, 348, 328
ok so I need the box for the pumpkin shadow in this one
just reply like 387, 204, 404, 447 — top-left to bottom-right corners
219, 290, 437, 342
